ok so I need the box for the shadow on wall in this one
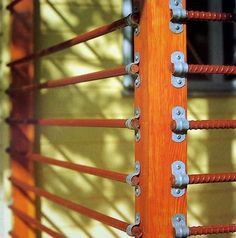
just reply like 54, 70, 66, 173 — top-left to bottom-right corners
188, 97, 236, 238
34, 0, 135, 237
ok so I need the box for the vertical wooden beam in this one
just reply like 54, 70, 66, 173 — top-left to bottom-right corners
134, 0, 187, 237
10, 2, 36, 237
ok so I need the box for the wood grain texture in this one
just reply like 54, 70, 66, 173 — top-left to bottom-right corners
10, 1, 36, 237
134, 0, 187, 237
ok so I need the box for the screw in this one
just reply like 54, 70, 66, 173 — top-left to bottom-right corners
176, 110, 181, 115
135, 78, 141, 88
177, 55, 181, 60
177, 135, 181, 140
176, 189, 181, 194
176, 216, 182, 222
175, 26, 180, 31
135, 186, 141, 196
177, 79, 182, 85
174, 0, 179, 6
176, 164, 182, 170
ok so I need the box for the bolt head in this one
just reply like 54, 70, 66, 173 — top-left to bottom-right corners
175, 25, 180, 30
176, 216, 182, 222
177, 135, 181, 139
174, 1, 179, 6
176, 164, 182, 170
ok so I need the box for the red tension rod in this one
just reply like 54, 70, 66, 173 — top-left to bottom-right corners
172, 119, 236, 131
189, 173, 236, 184
189, 224, 236, 236
7, 13, 139, 67
20, 153, 139, 186
189, 120, 236, 130
172, 10, 235, 22
6, 118, 140, 130
10, 206, 63, 238
186, 11, 235, 22
10, 177, 142, 237
7, 64, 139, 93
172, 172, 236, 186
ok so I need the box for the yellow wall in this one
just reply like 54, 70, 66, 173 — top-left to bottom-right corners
38, 1, 134, 237
0, 0, 235, 237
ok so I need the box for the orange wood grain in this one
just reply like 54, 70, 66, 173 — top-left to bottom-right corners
10, 1, 36, 237
134, 0, 187, 237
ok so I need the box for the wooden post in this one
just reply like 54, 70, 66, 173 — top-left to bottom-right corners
9, 2, 36, 237
134, 0, 187, 237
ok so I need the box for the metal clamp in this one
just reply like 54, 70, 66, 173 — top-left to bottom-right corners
172, 107, 187, 143
171, 161, 188, 197
127, 14, 140, 35
126, 52, 141, 88
169, 0, 184, 33
171, 52, 187, 88
126, 161, 140, 185
126, 213, 141, 236
126, 161, 141, 197
172, 214, 189, 238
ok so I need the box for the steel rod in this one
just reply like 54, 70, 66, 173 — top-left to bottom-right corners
8, 64, 139, 93
6, 118, 140, 130
186, 11, 235, 22
189, 120, 236, 130
189, 173, 236, 184
188, 64, 236, 75
189, 224, 236, 236
27, 153, 139, 186
10, 177, 142, 236
7, 13, 139, 67
172, 173, 236, 186
171, 120, 236, 131
6, 0, 23, 11
10, 206, 63, 238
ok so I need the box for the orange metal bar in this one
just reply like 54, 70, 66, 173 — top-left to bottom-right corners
11, 177, 142, 237
8, 64, 139, 93
7, 13, 139, 67
7, 151, 139, 185
10, 206, 63, 238
9, 1, 36, 237
7, 118, 140, 129
134, 0, 187, 237
189, 224, 236, 236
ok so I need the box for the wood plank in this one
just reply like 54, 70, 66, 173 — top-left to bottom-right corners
134, 0, 187, 237
10, 1, 36, 237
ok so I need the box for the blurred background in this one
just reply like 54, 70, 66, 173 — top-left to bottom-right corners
0, 0, 235, 237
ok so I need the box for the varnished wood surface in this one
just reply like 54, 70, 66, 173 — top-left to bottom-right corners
10, 1, 36, 237
134, 0, 187, 237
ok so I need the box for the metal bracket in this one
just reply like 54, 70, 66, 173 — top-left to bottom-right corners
126, 213, 141, 236
127, 13, 140, 35
171, 161, 188, 197
172, 214, 189, 238
169, 0, 184, 34
126, 161, 141, 197
126, 161, 140, 185
133, 107, 141, 142
172, 106, 187, 143
171, 52, 186, 88
126, 52, 141, 88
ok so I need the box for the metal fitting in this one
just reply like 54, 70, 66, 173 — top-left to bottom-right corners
126, 161, 140, 185
174, 118, 190, 132
126, 14, 140, 35
169, 0, 184, 33
173, 62, 189, 77
172, 214, 189, 238
126, 213, 141, 236
171, 161, 188, 197
172, 8, 187, 21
